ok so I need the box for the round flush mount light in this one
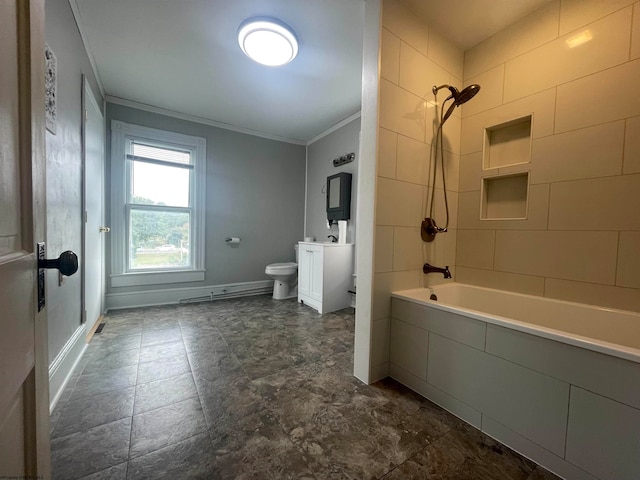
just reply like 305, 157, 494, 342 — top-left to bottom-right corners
238, 18, 298, 66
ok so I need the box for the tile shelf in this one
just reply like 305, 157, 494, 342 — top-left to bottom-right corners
480, 115, 532, 220
483, 115, 533, 170
481, 173, 529, 220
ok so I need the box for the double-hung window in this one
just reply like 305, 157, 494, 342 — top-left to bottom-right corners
110, 121, 206, 287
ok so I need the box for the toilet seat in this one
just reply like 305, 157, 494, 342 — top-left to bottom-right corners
265, 262, 297, 274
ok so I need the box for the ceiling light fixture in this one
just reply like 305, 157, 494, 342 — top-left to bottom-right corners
238, 18, 298, 66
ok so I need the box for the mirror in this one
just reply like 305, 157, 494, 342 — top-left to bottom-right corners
326, 172, 352, 222
329, 176, 341, 208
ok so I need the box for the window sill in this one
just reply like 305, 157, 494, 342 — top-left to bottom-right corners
110, 270, 205, 288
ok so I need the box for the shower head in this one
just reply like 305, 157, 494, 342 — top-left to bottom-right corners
432, 84, 481, 124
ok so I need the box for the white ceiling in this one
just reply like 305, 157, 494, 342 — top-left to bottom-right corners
73, 0, 551, 144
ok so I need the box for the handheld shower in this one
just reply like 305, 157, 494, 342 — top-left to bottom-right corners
422, 83, 481, 242
432, 84, 481, 124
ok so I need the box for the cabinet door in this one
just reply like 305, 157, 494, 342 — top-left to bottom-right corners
309, 248, 324, 302
297, 248, 312, 298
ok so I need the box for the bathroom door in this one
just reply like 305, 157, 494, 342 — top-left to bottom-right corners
83, 76, 106, 329
0, 1, 51, 477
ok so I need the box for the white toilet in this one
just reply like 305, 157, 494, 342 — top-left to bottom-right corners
265, 245, 299, 300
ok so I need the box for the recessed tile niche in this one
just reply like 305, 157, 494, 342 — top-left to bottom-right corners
481, 173, 529, 220
483, 115, 532, 169
480, 115, 532, 220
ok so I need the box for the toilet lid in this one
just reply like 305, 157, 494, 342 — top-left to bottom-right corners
266, 262, 297, 272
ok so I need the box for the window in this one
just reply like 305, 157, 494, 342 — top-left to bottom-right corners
110, 121, 206, 287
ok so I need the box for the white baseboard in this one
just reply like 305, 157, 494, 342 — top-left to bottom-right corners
49, 324, 88, 412
105, 280, 274, 311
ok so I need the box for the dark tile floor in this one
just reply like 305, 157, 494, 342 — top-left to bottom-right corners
50, 295, 561, 480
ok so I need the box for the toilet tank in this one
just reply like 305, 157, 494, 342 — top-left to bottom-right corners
294, 244, 299, 263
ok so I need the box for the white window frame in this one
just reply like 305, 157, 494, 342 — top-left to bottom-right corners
110, 120, 206, 287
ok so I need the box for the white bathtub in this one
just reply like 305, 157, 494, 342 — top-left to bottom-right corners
390, 283, 640, 480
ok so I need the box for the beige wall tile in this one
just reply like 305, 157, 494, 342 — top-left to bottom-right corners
531, 121, 625, 184
461, 88, 556, 155
464, 1, 560, 79
399, 42, 449, 99
457, 191, 481, 229
376, 177, 424, 227
396, 134, 429, 185
375, 226, 394, 273
444, 151, 460, 194
456, 266, 545, 296
393, 226, 423, 271
431, 150, 460, 193
423, 229, 457, 270
494, 230, 618, 284
560, 0, 636, 35
544, 278, 640, 313
371, 317, 390, 366
459, 153, 482, 192
426, 187, 458, 231
381, 28, 400, 84
456, 230, 495, 269
632, 2, 640, 59
382, 0, 428, 56
428, 28, 464, 80
440, 113, 461, 155
504, 8, 632, 103
458, 183, 549, 230
548, 174, 640, 231
624, 116, 640, 174
617, 232, 640, 288
555, 59, 640, 133
380, 79, 426, 142
373, 269, 421, 320
443, 228, 457, 267
378, 127, 397, 179
462, 65, 505, 118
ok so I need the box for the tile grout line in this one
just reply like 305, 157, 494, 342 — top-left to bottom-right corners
128, 324, 143, 463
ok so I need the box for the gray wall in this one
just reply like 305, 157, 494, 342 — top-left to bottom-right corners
46, 0, 103, 364
305, 118, 360, 244
106, 103, 306, 294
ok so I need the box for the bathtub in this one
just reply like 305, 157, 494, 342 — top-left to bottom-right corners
390, 283, 640, 480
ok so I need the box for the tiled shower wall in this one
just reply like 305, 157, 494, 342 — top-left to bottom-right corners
370, 0, 463, 379
457, 0, 640, 313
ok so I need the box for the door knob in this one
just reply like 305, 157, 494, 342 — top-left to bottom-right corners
99, 226, 110, 233
38, 250, 78, 276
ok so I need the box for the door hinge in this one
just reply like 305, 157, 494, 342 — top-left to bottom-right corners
84, 210, 88, 223
85, 109, 88, 121
82, 309, 87, 324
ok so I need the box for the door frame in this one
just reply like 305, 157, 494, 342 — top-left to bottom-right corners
81, 75, 105, 335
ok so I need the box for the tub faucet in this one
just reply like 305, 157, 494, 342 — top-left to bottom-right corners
423, 262, 451, 279
327, 235, 338, 243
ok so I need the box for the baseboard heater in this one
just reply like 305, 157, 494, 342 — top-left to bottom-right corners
178, 285, 271, 304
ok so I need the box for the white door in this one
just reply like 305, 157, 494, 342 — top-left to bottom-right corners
0, 1, 51, 477
83, 77, 105, 328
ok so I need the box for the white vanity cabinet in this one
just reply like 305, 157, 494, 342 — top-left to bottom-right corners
297, 242, 354, 314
